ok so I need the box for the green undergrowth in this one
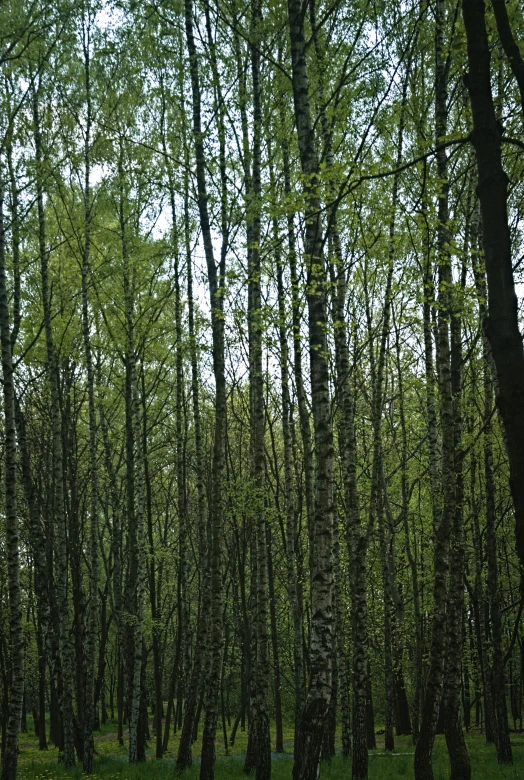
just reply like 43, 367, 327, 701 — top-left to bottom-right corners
15, 722, 524, 779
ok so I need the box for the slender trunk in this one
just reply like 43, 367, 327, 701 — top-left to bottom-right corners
37, 627, 47, 749
13, 328, 51, 758
377, 493, 395, 752
0, 174, 23, 780
163, 626, 179, 751
94, 587, 110, 731
80, 20, 99, 771
32, 86, 75, 769
183, 3, 226, 776
471, 516, 496, 743
335, 519, 351, 759
443, 235, 471, 780
269, 147, 305, 749
248, 5, 270, 776
98, 359, 125, 747
280, 112, 314, 584
267, 525, 283, 754
159, 79, 189, 761
127, 340, 147, 765
63, 378, 85, 763
141, 374, 164, 759
393, 309, 420, 742
119, 165, 147, 765
415, 3, 459, 775
330, 162, 366, 780
287, 1, 335, 778
175, 101, 210, 770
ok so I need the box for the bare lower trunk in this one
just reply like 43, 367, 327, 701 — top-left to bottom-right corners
443, 244, 471, 780
483, 322, 512, 764
471, 197, 512, 761
378, 495, 395, 753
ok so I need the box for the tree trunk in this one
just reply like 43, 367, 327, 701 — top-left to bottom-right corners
80, 19, 99, 770
183, 2, 227, 777
443, 230, 471, 780
491, 0, 524, 115
119, 162, 147, 765
393, 310, 420, 743
267, 525, 284, 754
248, 5, 271, 776
94, 588, 110, 733
158, 81, 190, 761
286, 1, 335, 777
0, 173, 24, 780
32, 86, 76, 769
377, 494, 395, 752
474, 254, 513, 762
175, 102, 210, 770
269, 146, 305, 756
414, 3, 458, 775
471, 198, 512, 758
462, 0, 524, 576
98, 358, 125, 747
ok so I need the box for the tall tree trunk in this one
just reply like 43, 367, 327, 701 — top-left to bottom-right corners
269, 147, 305, 752
329, 141, 366, 780
80, 15, 99, 771
97, 355, 125, 747
9, 118, 48, 755
248, 3, 271, 776
0, 174, 23, 780
279, 106, 314, 592
32, 86, 76, 769
393, 308, 420, 743
462, 0, 524, 575
443, 233, 471, 780
127, 330, 147, 766
309, 6, 369, 764
159, 79, 189, 762
184, 2, 227, 777
471, 207, 513, 764
175, 98, 210, 771
119, 163, 147, 765
414, 2, 459, 775
14, 396, 51, 752
141, 371, 164, 759
286, 1, 335, 778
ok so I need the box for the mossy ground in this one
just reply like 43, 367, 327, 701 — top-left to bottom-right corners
15, 717, 524, 779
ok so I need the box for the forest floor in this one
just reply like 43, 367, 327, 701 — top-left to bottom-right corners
15, 718, 524, 779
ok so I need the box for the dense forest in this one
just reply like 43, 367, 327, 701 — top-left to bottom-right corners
1, 0, 524, 779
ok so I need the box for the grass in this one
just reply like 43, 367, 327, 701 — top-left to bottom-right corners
14, 717, 524, 779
